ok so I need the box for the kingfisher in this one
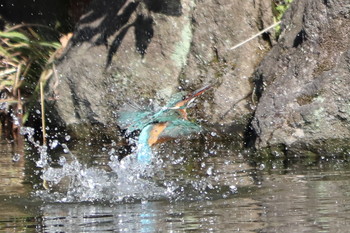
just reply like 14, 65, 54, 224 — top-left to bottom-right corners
117, 84, 212, 163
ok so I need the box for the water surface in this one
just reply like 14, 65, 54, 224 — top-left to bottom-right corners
1, 139, 350, 232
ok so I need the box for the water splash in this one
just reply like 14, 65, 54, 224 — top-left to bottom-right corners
24, 130, 239, 203
20, 127, 49, 168
36, 145, 174, 203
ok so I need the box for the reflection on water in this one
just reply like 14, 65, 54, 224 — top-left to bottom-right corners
1, 139, 350, 232
0, 141, 29, 196
40, 198, 264, 232
258, 163, 350, 232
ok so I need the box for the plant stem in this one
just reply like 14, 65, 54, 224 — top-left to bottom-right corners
230, 21, 281, 51
40, 80, 46, 146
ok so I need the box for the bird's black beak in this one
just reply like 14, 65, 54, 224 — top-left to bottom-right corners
168, 84, 212, 110
184, 84, 212, 102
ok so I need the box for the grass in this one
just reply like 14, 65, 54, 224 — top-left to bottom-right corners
0, 24, 61, 143
272, 0, 293, 39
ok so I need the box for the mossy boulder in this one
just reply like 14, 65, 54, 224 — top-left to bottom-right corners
252, 0, 350, 155
46, 0, 274, 140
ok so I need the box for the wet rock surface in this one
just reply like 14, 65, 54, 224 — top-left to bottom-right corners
45, 0, 350, 154
46, 0, 273, 139
252, 0, 350, 153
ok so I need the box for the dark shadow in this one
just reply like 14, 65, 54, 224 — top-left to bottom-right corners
106, 24, 133, 67
106, 14, 154, 66
134, 15, 154, 57
243, 115, 258, 148
69, 0, 182, 67
0, 0, 72, 32
293, 29, 305, 47
72, 0, 138, 47
145, 0, 182, 16
253, 74, 264, 100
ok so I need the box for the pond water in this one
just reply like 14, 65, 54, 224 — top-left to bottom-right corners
1, 136, 350, 232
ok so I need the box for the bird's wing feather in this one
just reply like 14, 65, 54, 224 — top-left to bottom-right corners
159, 119, 202, 139
118, 107, 183, 133
117, 110, 154, 132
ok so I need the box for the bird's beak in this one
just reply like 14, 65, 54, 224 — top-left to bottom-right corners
183, 84, 212, 102
167, 84, 212, 110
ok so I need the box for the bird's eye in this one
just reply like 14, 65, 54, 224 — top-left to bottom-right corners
182, 96, 186, 100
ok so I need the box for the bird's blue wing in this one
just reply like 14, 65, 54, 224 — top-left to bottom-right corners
118, 107, 183, 134
159, 119, 202, 139
117, 110, 154, 133
151, 108, 182, 123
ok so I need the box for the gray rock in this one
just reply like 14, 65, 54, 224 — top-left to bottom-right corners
252, 0, 350, 154
46, 0, 273, 140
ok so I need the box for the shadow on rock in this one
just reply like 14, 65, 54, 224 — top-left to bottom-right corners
69, 0, 182, 67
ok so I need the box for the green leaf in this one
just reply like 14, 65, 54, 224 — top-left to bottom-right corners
0, 45, 11, 57
0, 31, 30, 42
0, 79, 15, 86
276, 5, 287, 14
0, 68, 17, 77
38, 41, 61, 49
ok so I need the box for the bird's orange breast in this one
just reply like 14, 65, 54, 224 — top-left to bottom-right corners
148, 122, 168, 146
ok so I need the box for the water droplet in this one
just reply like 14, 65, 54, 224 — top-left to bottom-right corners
222, 193, 228, 198
12, 153, 21, 162
62, 144, 70, 154
209, 150, 216, 155
50, 140, 59, 149
206, 167, 213, 176
58, 156, 66, 166
259, 163, 265, 170
229, 185, 237, 193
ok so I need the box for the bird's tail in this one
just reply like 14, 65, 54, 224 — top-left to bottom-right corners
136, 124, 154, 164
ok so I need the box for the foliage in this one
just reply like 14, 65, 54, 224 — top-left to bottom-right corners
273, 0, 293, 38
0, 26, 60, 94
0, 25, 61, 141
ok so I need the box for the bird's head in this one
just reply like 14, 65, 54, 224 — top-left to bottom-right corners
167, 84, 212, 110
162, 84, 212, 120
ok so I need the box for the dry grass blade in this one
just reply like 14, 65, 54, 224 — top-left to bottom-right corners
0, 24, 62, 143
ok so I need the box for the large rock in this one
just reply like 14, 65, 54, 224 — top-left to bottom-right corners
46, 0, 273, 140
252, 0, 350, 154
181, 0, 273, 130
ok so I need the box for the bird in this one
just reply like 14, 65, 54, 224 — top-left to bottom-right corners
117, 84, 212, 163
